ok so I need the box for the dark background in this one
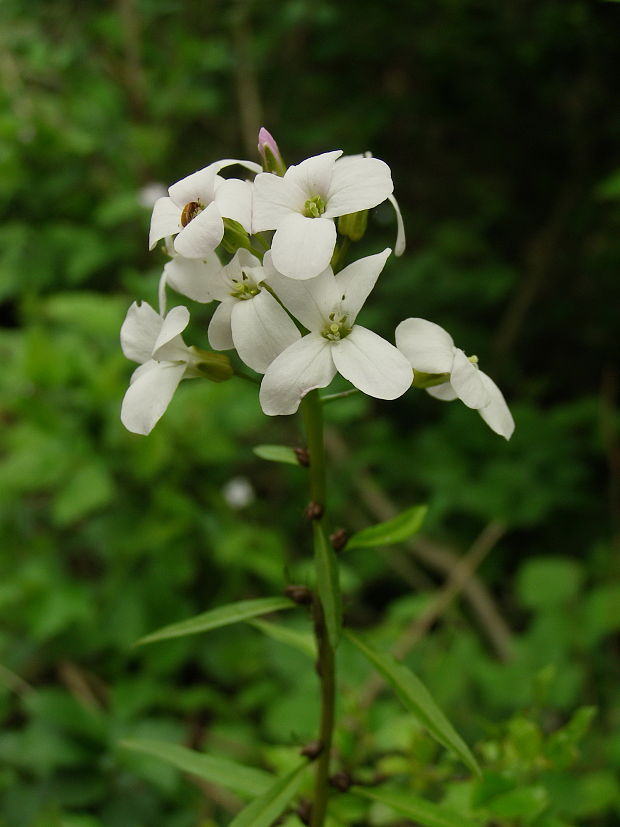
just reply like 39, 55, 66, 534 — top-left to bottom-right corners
0, 1, 619, 824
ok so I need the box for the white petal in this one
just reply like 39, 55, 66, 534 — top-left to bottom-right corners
450, 349, 491, 409
121, 361, 186, 435
387, 193, 406, 256
477, 372, 515, 440
208, 301, 235, 350
286, 150, 343, 197
259, 334, 336, 416
252, 172, 306, 232
149, 197, 182, 250
168, 165, 218, 208
395, 318, 456, 374
163, 255, 220, 303
331, 325, 412, 400
214, 178, 253, 232
230, 291, 301, 373
158, 271, 168, 316
173, 201, 224, 258
426, 382, 458, 401
265, 255, 340, 331
271, 213, 336, 280
324, 157, 393, 218
120, 301, 162, 363
335, 248, 391, 321
153, 306, 190, 356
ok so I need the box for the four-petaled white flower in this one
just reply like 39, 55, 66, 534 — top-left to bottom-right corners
259, 248, 413, 415
206, 249, 301, 374
120, 301, 202, 435
395, 318, 515, 439
253, 151, 394, 280
149, 158, 261, 259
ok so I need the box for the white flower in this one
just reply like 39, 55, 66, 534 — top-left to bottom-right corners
206, 249, 300, 374
252, 151, 394, 280
259, 249, 413, 415
149, 158, 261, 259
120, 301, 201, 435
395, 318, 515, 439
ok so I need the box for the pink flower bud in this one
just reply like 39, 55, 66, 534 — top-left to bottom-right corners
257, 127, 286, 175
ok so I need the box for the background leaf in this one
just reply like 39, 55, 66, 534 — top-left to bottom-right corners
346, 505, 427, 550
352, 786, 482, 827
228, 761, 308, 827
136, 597, 295, 646
120, 739, 272, 797
346, 630, 480, 774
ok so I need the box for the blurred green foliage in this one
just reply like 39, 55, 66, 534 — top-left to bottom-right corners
1, 0, 619, 824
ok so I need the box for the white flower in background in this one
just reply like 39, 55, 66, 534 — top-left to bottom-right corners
222, 476, 255, 509
395, 318, 515, 440
206, 249, 300, 374
120, 301, 202, 435
259, 248, 412, 415
149, 158, 261, 259
253, 151, 394, 280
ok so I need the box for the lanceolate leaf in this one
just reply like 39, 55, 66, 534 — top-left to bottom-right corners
135, 597, 295, 646
346, 631, 480, 775
346, 505, 427, 550
248, 618, 316, 659
253, 444, 300, 465
228, 761, 308, 827
313, 522, 342, 648
120, 739, 272, 797
352, 786, 482, 827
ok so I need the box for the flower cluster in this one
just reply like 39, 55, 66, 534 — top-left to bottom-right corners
120, 129, 514, 440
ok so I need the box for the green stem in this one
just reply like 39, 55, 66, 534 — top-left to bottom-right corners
300, 390, 336, 827
321, 388, 360, 404
301, 390, 326, 507
233, 367, 261, 385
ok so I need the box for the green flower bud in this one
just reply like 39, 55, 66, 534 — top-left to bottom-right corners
220, 218, 253, 255
337, 210, 368, 242
189, 348, 234, 382
412, 370, 451, 389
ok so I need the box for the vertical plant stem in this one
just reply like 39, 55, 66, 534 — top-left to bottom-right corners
301, 390, 336, 827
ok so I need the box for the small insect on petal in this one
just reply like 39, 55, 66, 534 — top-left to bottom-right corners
180, 201, 202, 227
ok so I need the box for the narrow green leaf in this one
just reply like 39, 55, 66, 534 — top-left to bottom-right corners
228, 761, 308, 827
352, 786, 482, 827
120, 739, 272, 797
248, 619, 316, 659
253, 444, 299, 465
346, 631, 479, 775
314, 522, 342, 648
346, 505, 427, 550
135, 597, 295, 646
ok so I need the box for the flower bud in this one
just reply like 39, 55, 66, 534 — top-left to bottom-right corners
337, 210, 368, 242
220, 218, 252, 255
257, 127, 286, 176
412, 370, 450, 390
190, 349, 234, 382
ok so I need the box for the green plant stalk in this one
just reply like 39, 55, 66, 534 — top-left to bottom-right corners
301, 390, 336, 827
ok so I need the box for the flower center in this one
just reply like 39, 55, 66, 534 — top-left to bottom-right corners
321, 312, 351, 341
230, 270, 261, 300
303, 194, 327, 218
180, 201, 203, 227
